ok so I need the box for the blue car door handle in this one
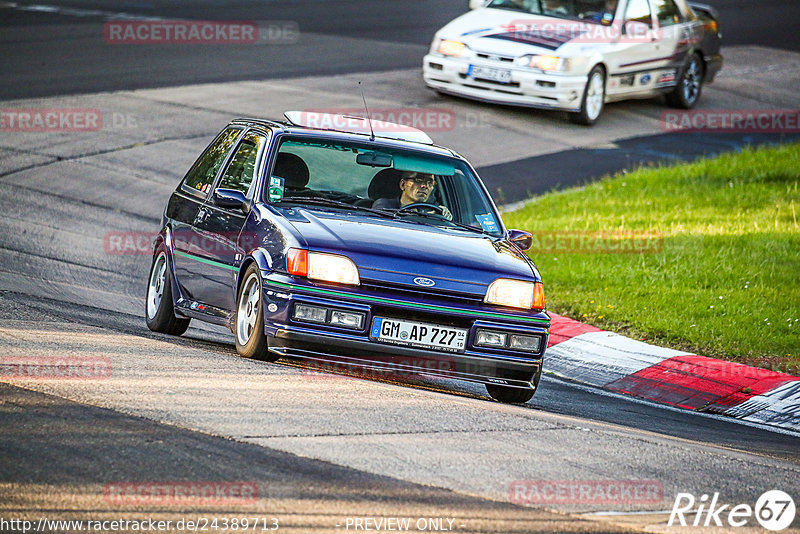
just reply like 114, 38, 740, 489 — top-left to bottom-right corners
194, 207, 211, 224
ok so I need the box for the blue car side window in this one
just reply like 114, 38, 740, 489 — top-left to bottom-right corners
182, 128, 241, 195
217, 132, 268, 198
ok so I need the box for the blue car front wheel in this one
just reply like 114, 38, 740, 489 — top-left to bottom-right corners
485, 366, 541, 404
234, 264, 277, 361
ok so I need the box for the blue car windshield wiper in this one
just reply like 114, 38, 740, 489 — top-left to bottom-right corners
280, 196, 397, 219
282, 197, 492, 235
390, 208, 491, 236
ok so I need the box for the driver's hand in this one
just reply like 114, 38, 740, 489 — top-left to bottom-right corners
440, 205, 453, 221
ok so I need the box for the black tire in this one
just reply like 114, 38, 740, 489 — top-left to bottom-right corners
569, 65, 606, 126
145, 246, 191, 336
486, 366, 542, 404
234, 263, 277, 361
666, 52, 704, 109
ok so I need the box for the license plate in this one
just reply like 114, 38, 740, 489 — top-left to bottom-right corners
370, 317, 467, 353
468, 65, 512, 83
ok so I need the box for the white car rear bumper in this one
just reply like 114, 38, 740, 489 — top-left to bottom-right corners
423, 54, 588, 112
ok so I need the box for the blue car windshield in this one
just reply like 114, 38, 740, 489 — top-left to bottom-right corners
266, 137, 503, 236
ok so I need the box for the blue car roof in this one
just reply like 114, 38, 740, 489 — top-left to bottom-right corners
229, 117, 462, 160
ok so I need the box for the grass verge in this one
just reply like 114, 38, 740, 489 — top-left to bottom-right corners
503, 142, 800, 374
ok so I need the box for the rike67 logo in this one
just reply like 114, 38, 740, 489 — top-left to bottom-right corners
669, 490, 796, 531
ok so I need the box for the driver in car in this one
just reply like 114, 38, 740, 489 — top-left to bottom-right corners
374, 171, 453, 220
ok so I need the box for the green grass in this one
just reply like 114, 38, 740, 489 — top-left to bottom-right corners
503, 142, 800, 374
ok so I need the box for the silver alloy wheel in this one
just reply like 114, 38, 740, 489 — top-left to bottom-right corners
146, 252, 167, 320
585, 70, 605, 121
236, 272, 261, 346
682, 58, 701, 105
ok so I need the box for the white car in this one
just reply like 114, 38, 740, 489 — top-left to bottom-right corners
423, 0, 722, 125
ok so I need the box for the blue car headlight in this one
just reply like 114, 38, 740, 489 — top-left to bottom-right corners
484, 278, 545, 310
288, 248, 360, 286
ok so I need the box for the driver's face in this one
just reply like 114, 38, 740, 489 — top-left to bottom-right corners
399, 172, 436, 205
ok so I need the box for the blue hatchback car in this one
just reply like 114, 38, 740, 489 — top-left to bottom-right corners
146, 112, 549, 403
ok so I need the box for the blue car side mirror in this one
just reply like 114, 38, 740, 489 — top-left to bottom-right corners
214, 188, 249, 212
507, 229, 533, 251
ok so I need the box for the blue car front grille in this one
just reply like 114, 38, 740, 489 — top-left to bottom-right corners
359, 279, 485, 307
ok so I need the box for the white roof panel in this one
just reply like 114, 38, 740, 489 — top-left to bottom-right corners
284, 111, 434, 145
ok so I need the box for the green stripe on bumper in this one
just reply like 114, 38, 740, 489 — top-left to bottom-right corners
264, 279, 549, 325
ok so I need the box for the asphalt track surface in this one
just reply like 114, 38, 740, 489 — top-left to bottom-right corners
1, 0, 800, 99
1, 293, 799, 532
1, 384, 630, 533
2, 1, 800, 533
3, 0, 800, 201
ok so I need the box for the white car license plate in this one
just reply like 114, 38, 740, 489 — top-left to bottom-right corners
370, 317, 467, 353
469, 65, 512, 83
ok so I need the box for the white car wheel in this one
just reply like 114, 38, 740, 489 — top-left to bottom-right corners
585, 70, 605, 121
569, 65, 606, 126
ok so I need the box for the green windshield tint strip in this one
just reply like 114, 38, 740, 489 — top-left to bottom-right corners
264, 279, 549, 325
174, 251, 238, 272
392, 153, 455, 176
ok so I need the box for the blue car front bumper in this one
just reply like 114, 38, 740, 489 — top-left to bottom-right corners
260, 274, 549, 389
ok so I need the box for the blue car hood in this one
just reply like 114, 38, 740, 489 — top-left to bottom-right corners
282, 208, 536, 297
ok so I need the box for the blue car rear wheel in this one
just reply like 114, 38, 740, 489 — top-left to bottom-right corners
145, 246, 190, 336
